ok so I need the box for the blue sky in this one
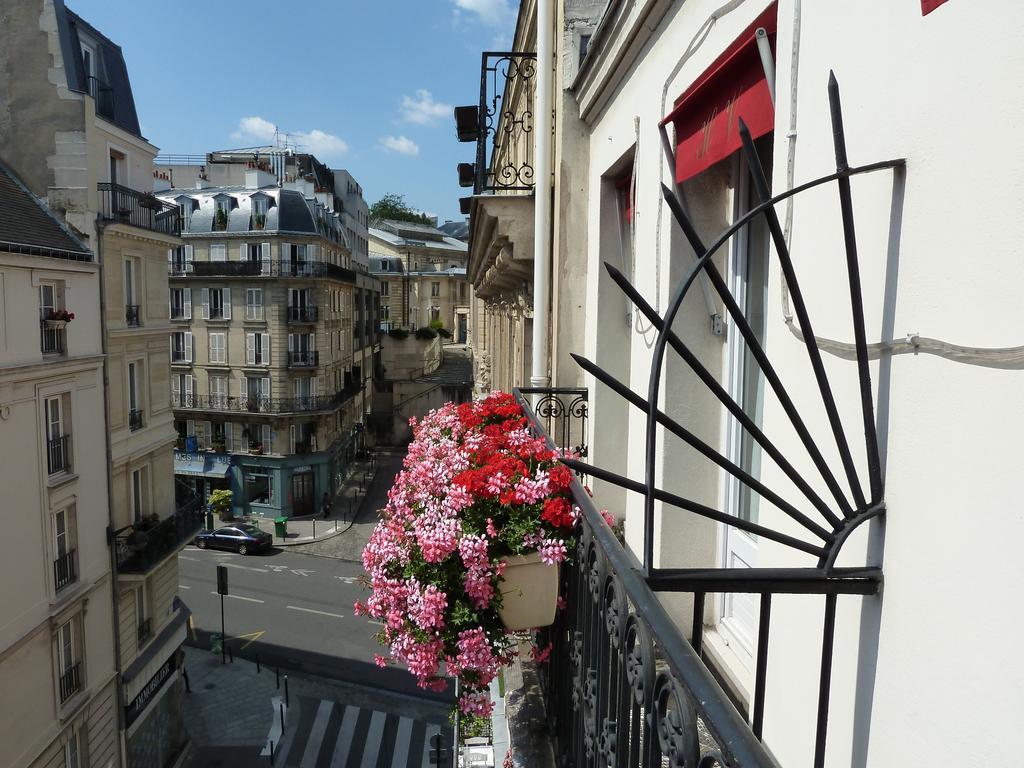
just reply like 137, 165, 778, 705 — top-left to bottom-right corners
69, 0, 520, 223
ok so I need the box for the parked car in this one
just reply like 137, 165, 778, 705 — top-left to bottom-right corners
194, 524, 272, 554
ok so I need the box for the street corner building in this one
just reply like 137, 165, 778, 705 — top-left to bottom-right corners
154, 151, 381, 518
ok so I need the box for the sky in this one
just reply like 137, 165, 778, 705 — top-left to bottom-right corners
68, 0, 522, 223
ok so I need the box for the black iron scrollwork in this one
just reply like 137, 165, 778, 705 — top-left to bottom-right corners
475, 52, 537, 194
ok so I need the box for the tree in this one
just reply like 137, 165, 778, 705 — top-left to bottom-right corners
208, 489, 234, 522
369, 193, 433, 226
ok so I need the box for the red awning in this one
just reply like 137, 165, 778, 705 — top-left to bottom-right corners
660, 4, 777, 184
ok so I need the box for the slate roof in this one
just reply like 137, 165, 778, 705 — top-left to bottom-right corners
438, 220, 470, 240
156, 186, 323, 237
369, 227, 468, 254
0, 158, 92, 260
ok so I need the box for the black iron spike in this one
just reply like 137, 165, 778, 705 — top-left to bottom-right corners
559, 457, 826, 558
827, 73, 884, 506
603, 261, 843, 530
571, 351, 833, 542
660, 184, 857, 519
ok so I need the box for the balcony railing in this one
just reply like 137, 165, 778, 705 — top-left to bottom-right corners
168, 259, 355, 283
114, 496, 205, 574
170, 305, 188, 320
98, 183, 182, 237
137, 618, 152, 647
171, 387, 360, 415
53, 549, 76, 592
287, 350, 319, 368
47, 434, 70, 475
40, 323, 64, 355
125, 304, 140, 326
287, 305, 318, 323
129, 409, 144, 431
58, 662, 82, 703
171, 348, 189, 364
87, 75, 115, 119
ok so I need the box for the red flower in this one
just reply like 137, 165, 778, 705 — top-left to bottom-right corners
548, 463, 573, 492
541, 497, 575, 529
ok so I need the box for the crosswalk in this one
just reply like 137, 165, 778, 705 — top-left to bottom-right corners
274, 696, 451, 768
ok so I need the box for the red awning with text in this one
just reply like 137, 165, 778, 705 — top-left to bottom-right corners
661, 4, 777, 184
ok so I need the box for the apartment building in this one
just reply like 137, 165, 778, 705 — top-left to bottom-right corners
156, 172, 367, 517
0, 3, 195, 766
0, 157, 119, 768
369, 220, 470, 341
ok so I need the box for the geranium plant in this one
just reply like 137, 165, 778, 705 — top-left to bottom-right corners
357, 392, 580, 716
47, 309, 75, 322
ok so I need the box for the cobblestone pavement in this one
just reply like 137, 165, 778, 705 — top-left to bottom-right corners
290, 449, 405, 561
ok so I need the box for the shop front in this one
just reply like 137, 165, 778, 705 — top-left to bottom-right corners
234, 453, 332, 518
173, 451, 234, 506
123, 648, 187, 768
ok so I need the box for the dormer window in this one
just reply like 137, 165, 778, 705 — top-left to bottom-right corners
213, 196, 232, 232
175, 196, 196, 228
250, 194, 270, 231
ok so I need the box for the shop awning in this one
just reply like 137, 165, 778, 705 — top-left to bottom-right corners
174, 453, 231, 478
660, 4, 777, 184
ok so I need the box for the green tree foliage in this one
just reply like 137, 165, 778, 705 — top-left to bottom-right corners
369, 193, 432, 226
208, 489, 234, 521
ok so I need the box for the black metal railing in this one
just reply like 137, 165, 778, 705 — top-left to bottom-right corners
54, 549, 76, 591
170, 304, 188, 320
287, 305, 318, 323
40, 323, 64, 354
114, 497, 205, 574
47, 434, 70, 475
171, 347, 189, 363
171, 387, 360, 414
517, 387, 589, 458
87, 75, 115, 119
125, 304, 141, 326
169, 259, 355, 282
98, 183, 182, 236
287, 350, 319, 368
137, 618, 152, 647
59, 662, 82, 703
129, 409, 144, 431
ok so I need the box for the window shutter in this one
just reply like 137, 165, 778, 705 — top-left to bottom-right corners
265, 425, 273, 452
223, 288, 232, 319
201, 288, 210, 319
262, 377, 270, 400
262, 242, 271, 274
167, 248, 173, 270
288, 333, 295, 353
170, 375, 180, 399
311, 377, 319, 397
184, 288, 192, 319
238, 243, 246, 261
246, 333, 255, 365
187, 419, 195, 437
261, 333, 271, 364
225, 423, 233, 451
290, 425, 296, 454
204, 421, 212, 446
184, 244, 194, 265
184, 332, 193, 362
185, 374, 194, 397
168, 288, 173, 320
308, 244, 318, 261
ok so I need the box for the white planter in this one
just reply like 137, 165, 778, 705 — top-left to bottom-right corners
497, 551, 559, 630
45, 319, 67, 329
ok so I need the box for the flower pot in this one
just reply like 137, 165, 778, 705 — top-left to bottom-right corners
497, 551, 559, 630
45, 319, 67, 329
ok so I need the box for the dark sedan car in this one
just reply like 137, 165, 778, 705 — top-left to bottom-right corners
194, 524, 272, 555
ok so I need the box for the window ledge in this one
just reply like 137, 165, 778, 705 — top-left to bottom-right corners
47, 470, 79, 490
700, 625, 754, 715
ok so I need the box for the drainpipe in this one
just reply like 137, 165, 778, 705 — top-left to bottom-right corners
96, 218, 128, 767
530, 0, 553, 388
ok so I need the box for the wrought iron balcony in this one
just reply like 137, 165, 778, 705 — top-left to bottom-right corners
170, 304, 189, 320
137, 618, 152, 647
169, 259, 356, 283
128, 409, 144, 431
287, 350, 319, 368
98, 183, 182, 237
53, 549, 76, 592
170, 347, 189, 364
59, 661, 82, 703
114, 496, 204, 574
40, 323, 64, 355
125, 304, 141, 326
171, 390, 357, 415
287, 305, 318, 323
47, 434, 70, 475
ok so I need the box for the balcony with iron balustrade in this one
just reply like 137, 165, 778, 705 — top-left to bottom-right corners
58, 662, 82, 704
113, 496, 205, 575
53, 549, 77, 592
171, 388, 359, 415
287, 305, 319, 323
98, 183, 182, 237
287, 350, 319, 369
168, 260, 355, 283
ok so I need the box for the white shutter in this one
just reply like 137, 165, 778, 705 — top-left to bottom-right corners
290, 424, 296, 454
287, 333, 295, 354
308, 243, 318, 261
223, 287, 232, 319
184, 332, 193, 362
262, 242, 271, 274
225, 423, 233, 452
167, 248, 174, 270
264, 425, 273, 451
261, 333, 271, 364
262, 377, 270, 400
246, 333, 255, 365
184, 288, 192, 319
311, 377, 319, 397
204, 421, 212, 446
201, 288, 210, 319
168, 288, 173, 319
170, 374, 180, 401
185, 373, 194, 397
238, 243, 246, 261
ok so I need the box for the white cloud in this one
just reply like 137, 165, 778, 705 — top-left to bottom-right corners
377, 135, 420, 156
230, 116, 349, 161
400, 89, 452, 125
452, 0, 515, 27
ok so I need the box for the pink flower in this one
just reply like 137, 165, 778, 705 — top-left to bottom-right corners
374, 654, 388, 668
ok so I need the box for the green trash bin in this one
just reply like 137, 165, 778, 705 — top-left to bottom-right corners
273, 516, 288, 539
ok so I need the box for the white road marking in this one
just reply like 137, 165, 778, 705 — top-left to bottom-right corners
210, 592, 265, 603
368, 620, 385, 627
286, 605, 345, 619
179, 584, 191, 589
291, 569, 315, 577
221, 562, 269, 573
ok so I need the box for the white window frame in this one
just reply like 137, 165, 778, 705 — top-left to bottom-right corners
131, 466, 148, 523
209, 333, 227, 365
245, 288, 264, 321
127, 359, 142, 416
210, 244, 227, 262
246, 333, 271, 365
209, 374, 228, 409
169, 287, 192, 320
171, 331, 193, 363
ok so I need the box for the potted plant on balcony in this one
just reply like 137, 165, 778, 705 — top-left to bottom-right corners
214, 208, 228, 231
250, 442, 264, 455
253, 213, 266, 230
45, 309, 75, 329
211, 440, 226, 454
357, 392, 588, 717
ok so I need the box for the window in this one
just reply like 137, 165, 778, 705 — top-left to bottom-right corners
40, 282, 65, 355
124, 258, 140, 326
54, 509, 76, 591
81, 42, 95, 80
203, 287, 231, 320
210, 244, 227, 262
169, 288, 192, 320
127, 361, 143, 430
214, 198, 231, 231
381, 282, 389, 297
176, 197, 194, 228
131, 466, 148, 522
109, 149, 125, 186
209, 333, 227, 364
245, 468, 273, 504
135, 585, 150, 646
57, 619, 79, 703
171, 331, 193, 363
45, 395, 69, 475
168, 245, 193, 275
208, 420, 231, 452
243, 376, 271, 411
245, 333, 271, 365
252, 196, 269, 217
171, 373, 193, 408
579, 33, 592, 65
245, 288, 264, 321
429, 307, 440, 323
209, 375, 228, 408
381, 261, 390, 272
65, 730, 80, 768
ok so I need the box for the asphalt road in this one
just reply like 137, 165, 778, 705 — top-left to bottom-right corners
178, 545, 450, 701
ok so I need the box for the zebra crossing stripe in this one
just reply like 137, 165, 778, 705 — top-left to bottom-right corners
329, 705, 359, 768
360, 710, 388, 768
300, 700, 334, 767
391, 717, 414, 768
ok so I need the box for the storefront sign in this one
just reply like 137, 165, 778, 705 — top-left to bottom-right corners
125, 655, 177, 727
293, 465, 313, 472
